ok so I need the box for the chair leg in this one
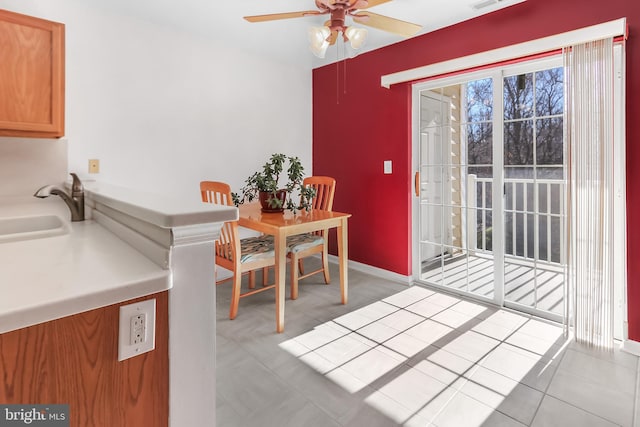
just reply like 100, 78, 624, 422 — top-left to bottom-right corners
298, 259, 305, 275
262, 266, 269, 286
291, 254, 299, 300
248, 271, 256, 289
322, 246, 331, 284
230, 272, 241, 320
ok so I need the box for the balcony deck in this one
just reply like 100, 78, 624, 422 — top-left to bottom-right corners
421, 253, 564, 316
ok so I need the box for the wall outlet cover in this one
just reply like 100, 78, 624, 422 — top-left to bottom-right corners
118, 299, 156, 361
384, 160, 393, 174
88, 159, 100, 174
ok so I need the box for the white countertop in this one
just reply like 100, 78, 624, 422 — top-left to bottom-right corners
0, 184, 237, 334
0, 197, 169, 333
84, 181, 239, 228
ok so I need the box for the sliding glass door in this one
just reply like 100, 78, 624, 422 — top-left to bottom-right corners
413, 58, 567, 321
502, 65, 566, 320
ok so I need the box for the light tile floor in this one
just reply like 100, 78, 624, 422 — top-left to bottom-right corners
216, 261, 639, 426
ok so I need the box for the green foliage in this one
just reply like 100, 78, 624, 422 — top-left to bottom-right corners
478, 226, 493, 252
232, 153, 316, 212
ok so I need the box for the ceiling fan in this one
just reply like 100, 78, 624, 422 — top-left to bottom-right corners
244, 0, 422, 58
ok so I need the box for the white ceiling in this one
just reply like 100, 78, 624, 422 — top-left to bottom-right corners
90, 0, 526, 69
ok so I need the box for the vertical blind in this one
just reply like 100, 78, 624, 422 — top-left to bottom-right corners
564, 37, 615, 349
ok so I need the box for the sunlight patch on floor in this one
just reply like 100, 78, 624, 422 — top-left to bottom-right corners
278, 286, 567, 426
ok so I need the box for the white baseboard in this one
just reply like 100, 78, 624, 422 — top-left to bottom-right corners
619, 321, 640, 356
327, 254, 412, 285
621, 338, 640, 356
225, 255, 412, 285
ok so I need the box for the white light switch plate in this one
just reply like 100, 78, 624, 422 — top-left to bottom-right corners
384, 160, 393, 174
118, 299, 156, 361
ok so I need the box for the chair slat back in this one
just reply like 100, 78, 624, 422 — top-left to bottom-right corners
303, 176, 335, 212
302, 176, 336, 238
200, 181, 238, 263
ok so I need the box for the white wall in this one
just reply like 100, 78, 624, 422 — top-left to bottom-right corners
0, 138, 68, 197
0, 0, 312, 198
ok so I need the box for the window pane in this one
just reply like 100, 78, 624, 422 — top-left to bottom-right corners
538, 183, 548, 214
550, 217, 562, 263
476, 208, 493, 251
549, 184, 563, 215
467, 123, 493, 165
420, 166, 443, 203
468, 165, 492, 180
504, 211, 514, 255
450, 205, 464, 248
443, 245, 468, 291
466, 78, 493, 123
535, 67, 564, 117
420, 92, 450, 129
505, 166, 534, 180
536, 167, 564, 180
504, 73, 533, 120
421, 243, 443, 280
448, 165, 466, 208
420, 205, 444, 244
536, 117, 564, 165
538, 216, 549, 262
505, 212, 526, 256
504, 120, 533, 165
451, 122, 463, 167
483, 179, 493, 209
473, 177, 493, 210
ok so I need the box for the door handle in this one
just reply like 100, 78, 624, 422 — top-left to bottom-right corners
414, 171, 420, 197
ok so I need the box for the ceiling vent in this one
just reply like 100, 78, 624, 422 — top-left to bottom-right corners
472, 0, 504, 10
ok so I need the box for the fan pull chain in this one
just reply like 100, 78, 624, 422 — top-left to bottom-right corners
343, 38, 348, 95
343, 53, 347, 95
336, 67, 339, 104
335, 38, 349, 105
336, 43, 340, 105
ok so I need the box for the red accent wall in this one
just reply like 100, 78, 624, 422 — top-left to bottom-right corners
312, 0, 640, 338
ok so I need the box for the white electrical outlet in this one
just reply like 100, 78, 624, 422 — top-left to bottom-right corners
130, 313, 146, 345
118, 299, 156, 361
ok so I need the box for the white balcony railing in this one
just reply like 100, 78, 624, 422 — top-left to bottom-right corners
468, 175, 566, 265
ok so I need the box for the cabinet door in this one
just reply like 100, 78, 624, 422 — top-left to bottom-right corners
0, 9, 64, 138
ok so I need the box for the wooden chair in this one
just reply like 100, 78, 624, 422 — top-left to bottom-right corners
287, 176, 336, 299
200, 181, 276, 319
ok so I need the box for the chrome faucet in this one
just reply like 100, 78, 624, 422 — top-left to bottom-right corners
34, 173, 85, 221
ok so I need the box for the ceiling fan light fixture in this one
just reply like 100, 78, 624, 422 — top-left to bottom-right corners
246, 2, 422, 59
308, 26, 331, 58
345, 27, 368, 50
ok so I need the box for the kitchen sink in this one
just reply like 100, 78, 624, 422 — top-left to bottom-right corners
0, 215, 69, 243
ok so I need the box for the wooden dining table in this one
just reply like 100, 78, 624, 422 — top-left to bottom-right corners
238, 202, 351, 333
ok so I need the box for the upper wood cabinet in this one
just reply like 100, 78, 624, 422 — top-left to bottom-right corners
0, 9, 64, 138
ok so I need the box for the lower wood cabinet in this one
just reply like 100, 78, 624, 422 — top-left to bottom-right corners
0, 292, 169, 427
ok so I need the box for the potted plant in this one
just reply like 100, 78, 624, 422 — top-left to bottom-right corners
232, 153, 316, 213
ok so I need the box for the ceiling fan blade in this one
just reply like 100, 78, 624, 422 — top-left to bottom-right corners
352, 11, 421, 37
352, 0, 392, 9
244, 11, 322, 23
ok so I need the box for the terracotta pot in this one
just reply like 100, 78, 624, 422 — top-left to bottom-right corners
259, 190, 287, 213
